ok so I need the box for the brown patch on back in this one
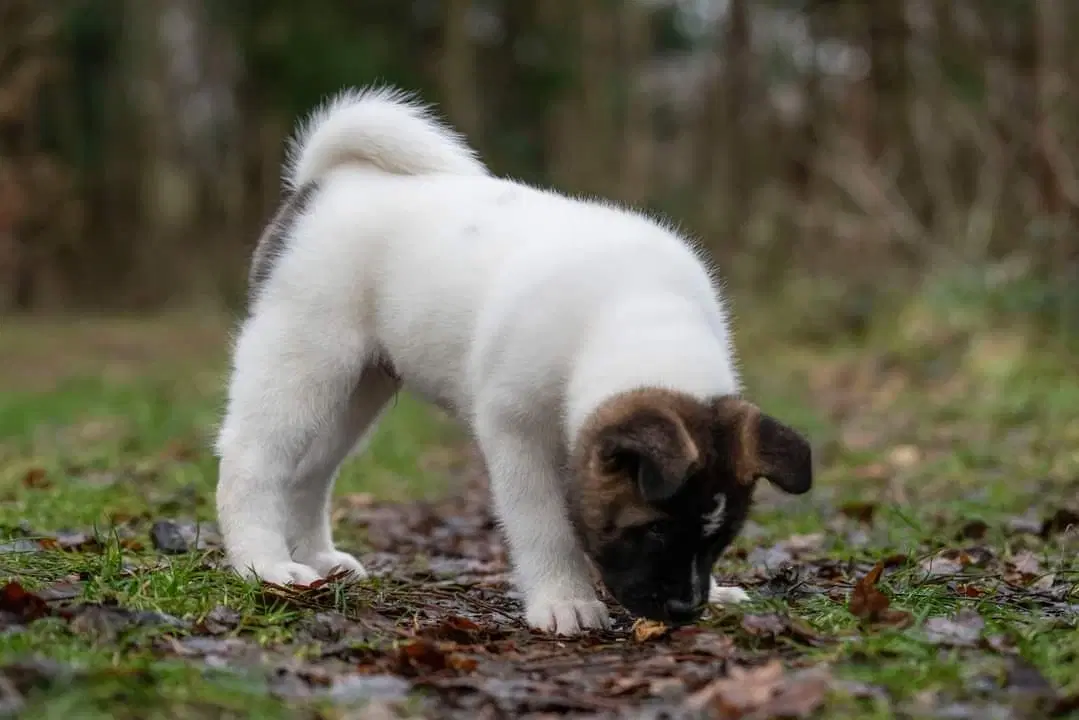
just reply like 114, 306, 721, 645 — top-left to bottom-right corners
247, 181, 321, 307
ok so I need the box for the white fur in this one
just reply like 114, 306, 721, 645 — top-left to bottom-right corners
285, 87, 487, 189
702, 492, 727, 536
215, 86, 743, 636
709, 581, 751, 605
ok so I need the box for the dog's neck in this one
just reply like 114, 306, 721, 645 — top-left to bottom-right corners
563, 314, 739, 446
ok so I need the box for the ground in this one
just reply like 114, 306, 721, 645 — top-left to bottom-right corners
0, 306, 1077, 719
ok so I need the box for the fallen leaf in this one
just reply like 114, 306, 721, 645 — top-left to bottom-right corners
683, 660, 786, 715
393, 639, 450, 676
631, 618, 670, 643
159, 439, 198, 462
839, 501, 877, 524
1005, 551, 1054, 589
759, 666, 833, 718
21, 469, 49, 489
783, 533, 826, 553
747, 544, 795, 573
0, 583, 50, 625
957, 520, 989, 541
685, 631, 736, 658
423, 615, 485, 644
741, 613, 788, 637
848, 563, 889, 618
68, 605, 186, 641
446, 654, 478, 672
848, 562, 912, 628
52, 530, 98, 551
741, 613, 828, 647
198, 606, 241, 635
297, 611, 354, 642
1009, 551, 1041, 578
36, 579, 82, 602
919, 549, 971, 577
1008, 513, 1044, 535
1041, 509, 1079, 539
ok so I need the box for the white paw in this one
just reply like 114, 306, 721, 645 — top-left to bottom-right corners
708, 578, 751, 605
236, 560, 323, 586
525, 592, 610, 636
300, 550, 368, 580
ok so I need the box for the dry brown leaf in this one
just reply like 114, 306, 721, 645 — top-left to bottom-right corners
849, 562, 912, 628
760, 667, 833, 718
839, 501, 877, 524
0, 581, 51, 623
22, 467, 50, 489
684, 660, 786, 716
1041, 508, 1079, 538
631, 618, 670, 642
159, 439, 198, 462
919, 550, 968, 577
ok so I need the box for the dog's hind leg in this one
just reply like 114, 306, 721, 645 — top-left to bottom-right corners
289, 363, 399, 578
214, 309, 379, 586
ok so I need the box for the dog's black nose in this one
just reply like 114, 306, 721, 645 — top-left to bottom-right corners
664, 597, 703, 624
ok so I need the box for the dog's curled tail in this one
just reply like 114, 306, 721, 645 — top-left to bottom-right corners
284, 86, 487, 190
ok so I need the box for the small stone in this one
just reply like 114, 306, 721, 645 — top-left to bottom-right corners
150, 520, 188, 554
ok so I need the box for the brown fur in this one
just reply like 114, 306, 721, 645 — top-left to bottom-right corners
248, 181, 321, 307
566, 387, 812, 622
570, 388, 716, 542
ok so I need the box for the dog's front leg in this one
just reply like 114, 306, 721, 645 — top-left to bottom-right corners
477, 423, 610, 636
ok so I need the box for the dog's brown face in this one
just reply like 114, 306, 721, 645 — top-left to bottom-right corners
568, 389, 813, 625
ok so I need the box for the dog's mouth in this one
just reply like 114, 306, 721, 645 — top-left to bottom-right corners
602, 578, 706, 626
616, 594, 705, 626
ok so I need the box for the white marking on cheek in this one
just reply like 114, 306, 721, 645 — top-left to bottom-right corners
701, 492, 726, 536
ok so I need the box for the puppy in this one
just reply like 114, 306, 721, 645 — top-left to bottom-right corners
214, 86, 813, 636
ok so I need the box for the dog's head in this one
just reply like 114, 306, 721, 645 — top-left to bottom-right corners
568, 389, 812, 625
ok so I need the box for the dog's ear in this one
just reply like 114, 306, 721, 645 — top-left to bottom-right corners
716, 397, 813, 495
598, 408, 701, 503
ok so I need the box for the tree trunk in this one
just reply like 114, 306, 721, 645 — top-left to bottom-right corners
439, 0, 482, 147
617, 1, 652, 206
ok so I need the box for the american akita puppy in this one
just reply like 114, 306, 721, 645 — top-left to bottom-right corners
215, 86, 813, 636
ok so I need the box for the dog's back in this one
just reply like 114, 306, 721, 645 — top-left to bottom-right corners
248, 86, 732, 429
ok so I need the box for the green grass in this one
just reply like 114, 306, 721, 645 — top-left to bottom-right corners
1, 308, 1078, 718
0, 315, 461, 718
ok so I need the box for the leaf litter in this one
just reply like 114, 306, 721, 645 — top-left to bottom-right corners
3, 446, 1079, 716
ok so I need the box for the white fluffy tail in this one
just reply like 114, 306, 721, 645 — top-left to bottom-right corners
284, 86, 487, 190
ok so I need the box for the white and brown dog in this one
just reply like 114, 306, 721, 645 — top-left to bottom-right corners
214, 87, 813, 636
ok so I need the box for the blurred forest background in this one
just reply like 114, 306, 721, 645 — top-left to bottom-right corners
2, 0, 1077, 338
